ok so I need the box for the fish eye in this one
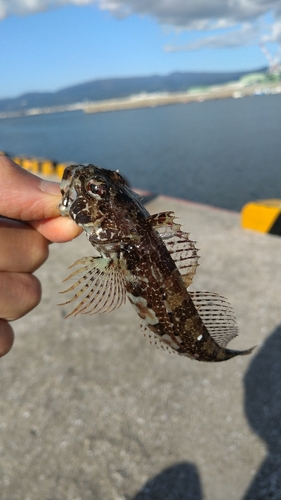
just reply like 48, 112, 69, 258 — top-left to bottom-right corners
86, 180, 107, 198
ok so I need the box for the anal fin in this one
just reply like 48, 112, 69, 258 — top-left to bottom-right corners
139, 319, 176, 354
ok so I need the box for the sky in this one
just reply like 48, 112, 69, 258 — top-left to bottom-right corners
0, 0, 280, 98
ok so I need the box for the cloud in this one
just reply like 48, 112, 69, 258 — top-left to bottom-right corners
165, 23, 261, 52
0, 0, 278, 25
0, 0, 281, 49
98, 0, 281, 51
98, 0, 276, 30
0, 0, 93, 20
262, 19, 281, 43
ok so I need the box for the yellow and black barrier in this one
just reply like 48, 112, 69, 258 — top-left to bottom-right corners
2, 152, 281, 236
0, 152, 69, 180
241, 199, 281, 236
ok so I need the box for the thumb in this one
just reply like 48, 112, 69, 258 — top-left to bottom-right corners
0, 156, 82, 242
0, 156, 61, 221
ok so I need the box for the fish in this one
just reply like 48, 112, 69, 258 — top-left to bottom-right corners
58, 164, 255, 362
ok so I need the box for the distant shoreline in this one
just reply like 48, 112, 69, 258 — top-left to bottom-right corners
84, 82, 281, 114
0, 81, 280, 119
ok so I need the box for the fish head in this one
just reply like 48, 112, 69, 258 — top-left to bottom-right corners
59, 164, 149, 245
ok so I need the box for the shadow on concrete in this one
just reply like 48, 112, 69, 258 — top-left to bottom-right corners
243, 325, 281, 500
131, 326, 281, 500
132, 461, 202, 500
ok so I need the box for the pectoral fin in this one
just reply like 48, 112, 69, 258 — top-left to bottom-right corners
59, 256, 126, 317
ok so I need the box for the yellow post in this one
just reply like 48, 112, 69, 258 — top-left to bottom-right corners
41, 160, 55, 176
22, 158, 39, 173
56, 163, 67, 180
241, 199, 281, 235
13, 156, 23, 167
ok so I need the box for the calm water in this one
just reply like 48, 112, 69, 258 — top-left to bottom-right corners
1, 94, 280, 211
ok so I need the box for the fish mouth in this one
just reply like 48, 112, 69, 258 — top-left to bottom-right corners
59, 182, 79, 216
59, 190, 76, 216
58, 165, 80, 216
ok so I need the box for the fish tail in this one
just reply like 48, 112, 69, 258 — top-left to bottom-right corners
214, 345, 256, 362
189, 291, 255, 361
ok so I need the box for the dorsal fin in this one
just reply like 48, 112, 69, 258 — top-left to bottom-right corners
147, 211, 181, 233
147, 211, 199, 287
163, 232, 199, 287
190, 291, 238, 347
59, 256, 126, 317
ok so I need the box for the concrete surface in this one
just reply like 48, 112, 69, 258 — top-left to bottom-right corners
0, 195, 280, 500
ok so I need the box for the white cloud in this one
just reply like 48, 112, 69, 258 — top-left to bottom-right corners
0, 0, 280, 49
101, 0, 281, 53
97, 0, 274, 29
262, 19, 281, 43
165, 23, 261, 52
0, 0, 94, 19
0, 0, 278, 25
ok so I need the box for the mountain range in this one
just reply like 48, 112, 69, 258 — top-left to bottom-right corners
0, 68, 266, 113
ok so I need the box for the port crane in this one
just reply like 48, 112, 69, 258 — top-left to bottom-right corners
259, 43, 281, 75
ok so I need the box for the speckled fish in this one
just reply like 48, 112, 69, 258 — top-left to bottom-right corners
58, 164, 254, 362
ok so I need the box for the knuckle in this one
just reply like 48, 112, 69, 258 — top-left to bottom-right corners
0, 320, 14, 357
18, 274, 42, 316
0, 272, 42, 320
31, 237, 49, 271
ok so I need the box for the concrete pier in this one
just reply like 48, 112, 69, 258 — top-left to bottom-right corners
1, 194, 280, 500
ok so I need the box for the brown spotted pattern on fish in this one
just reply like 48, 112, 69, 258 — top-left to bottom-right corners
59, 164, 255, 362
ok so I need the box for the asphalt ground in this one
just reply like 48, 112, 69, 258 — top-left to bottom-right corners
1, 194, 280, 500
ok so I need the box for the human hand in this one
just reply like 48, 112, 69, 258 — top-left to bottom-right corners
0, 156, 82, 357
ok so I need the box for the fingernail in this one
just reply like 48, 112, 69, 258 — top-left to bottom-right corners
40, 179, 61, 195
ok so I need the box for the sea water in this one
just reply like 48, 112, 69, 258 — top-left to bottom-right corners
0, 94, 280, 211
